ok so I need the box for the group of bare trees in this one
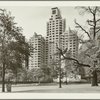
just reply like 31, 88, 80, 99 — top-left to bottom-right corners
75, 6, 100, 86
55, 6, 100, 86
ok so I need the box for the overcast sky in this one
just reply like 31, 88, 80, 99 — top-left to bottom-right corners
0, 6, 90, 40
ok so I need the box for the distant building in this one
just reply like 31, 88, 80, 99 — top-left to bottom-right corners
29, 32, 45, 69
63, 28, 78, 58
62, 28, 79, 77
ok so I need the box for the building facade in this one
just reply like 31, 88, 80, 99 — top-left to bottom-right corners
29, 32, 45, 69
61, 28, 78, 70
64, 28, 78, 58
46, 7, 66, 65
28, 7, 78, 71
46, 7, 78, 66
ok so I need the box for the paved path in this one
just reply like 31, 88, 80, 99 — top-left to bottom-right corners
2, 83, 100, 93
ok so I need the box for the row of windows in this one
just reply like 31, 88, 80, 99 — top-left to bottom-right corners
48, 25, 62, 28
48, 32, 62, 35
49, 20, 62, 23
49, 17, 61, 20
48, 28, 62, 31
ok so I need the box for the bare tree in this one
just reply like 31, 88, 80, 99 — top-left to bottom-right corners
75, 6, 100, 40
75, 6, 100, 86
56, 6, 100, 86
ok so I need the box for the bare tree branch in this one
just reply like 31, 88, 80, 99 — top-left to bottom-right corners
96, 28, 100, 34
87, 20, 94, 27
75, 7, 89, 15
75, 19, 91, 40
62, 48, 68, 54
85, 53, 91, 58
56, 46, 91, 68
96, 19, 100, 23
88, 7, 94, 14
94, 6, 98, 14
61, 53, 91, 68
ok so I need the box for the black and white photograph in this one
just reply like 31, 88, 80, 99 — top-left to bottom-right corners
0, 0, 100, 99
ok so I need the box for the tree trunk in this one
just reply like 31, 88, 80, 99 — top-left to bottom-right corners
65, 73, 68, 85
2, 63, 5, 92
15, 70, 18, 84
38, 77, 40, 84
91, 70, 98, 86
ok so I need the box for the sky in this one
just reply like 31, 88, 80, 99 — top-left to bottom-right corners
0, 5, 90, 40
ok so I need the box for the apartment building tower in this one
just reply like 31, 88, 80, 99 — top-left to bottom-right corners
29, 32, 45, 69
46, 7, 66, 64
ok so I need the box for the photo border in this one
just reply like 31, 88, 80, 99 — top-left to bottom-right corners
0, 0, 99, 99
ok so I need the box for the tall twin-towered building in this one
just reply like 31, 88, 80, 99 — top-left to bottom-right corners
46, 7, 66, 65
29, 7, 78, 69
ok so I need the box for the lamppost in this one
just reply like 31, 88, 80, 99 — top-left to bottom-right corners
58, 52, 62, 88
49, 41, 62, 88
58, 35, 62, 88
